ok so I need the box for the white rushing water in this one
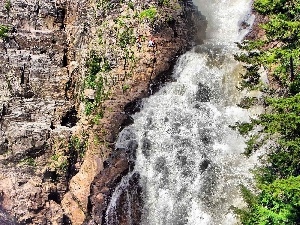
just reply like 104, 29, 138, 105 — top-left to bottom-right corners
109, 0, 257, 224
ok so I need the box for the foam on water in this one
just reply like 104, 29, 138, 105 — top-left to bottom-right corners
108, 1, 256, 224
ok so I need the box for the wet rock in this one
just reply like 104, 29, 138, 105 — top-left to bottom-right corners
198, 128, 212, 145
0, 207, 16, 225
89, 151, 130, 225
196, 83, 211, 102
124, 98, 142, 115
141, 138, 152, 158
199, 159, 211, 173
104, 172, 143, 225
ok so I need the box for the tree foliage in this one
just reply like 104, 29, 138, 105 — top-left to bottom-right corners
236, 0, 300, 90
235, 0, 300, 224
237, 176, 300, 225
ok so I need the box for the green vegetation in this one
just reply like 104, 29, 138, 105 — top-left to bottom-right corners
139, 7, 158, 22
122, 84, 131, 92
127, 1, 134, 10
50, 153, 68, 172
92, 112, 103, 125
20, 157, 36, 167
236, 176, 300, 225
83, 1, 139, 120
235, 0, 300, 90
69, 136, 87, 159
96, 0, 111, 11
4, 0, 11, 12
237, 96, 258, 109
234, 1, 300, 224
59, 159, 68, 172
158, 0, 170, 6
98, 31, 103, 45
237, 122, 255, 136
84, 0, 177, 125
49, 135, 87, 176
50, 154, 60, 162
112, 16, 136, 75
118, 27, 135, 49
83, 51, 111, 115
0, 25, 9, 39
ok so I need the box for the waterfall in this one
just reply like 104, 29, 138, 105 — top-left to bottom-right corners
108, 0, 257, 224
0, 208, 16, 225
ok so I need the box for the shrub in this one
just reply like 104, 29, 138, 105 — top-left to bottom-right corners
139, 7, 157, 22
69, 136, 87, 159
158, 0, 170, 6
4, 0, 11, 12
0, 25, 9, 39
122, 84, 130, 92
118, 27, 135, 49
20, 157, 36, 167
83, 52, 111, 115
127, 1, 134, 10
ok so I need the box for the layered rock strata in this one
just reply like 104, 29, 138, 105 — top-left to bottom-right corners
0, 0, 206, 224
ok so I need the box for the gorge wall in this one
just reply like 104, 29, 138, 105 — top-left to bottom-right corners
0, 0, 206, 224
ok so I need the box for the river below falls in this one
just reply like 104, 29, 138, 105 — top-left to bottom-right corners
107, 0, 259, 224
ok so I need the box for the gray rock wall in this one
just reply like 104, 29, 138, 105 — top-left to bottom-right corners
0, 0, 91, 224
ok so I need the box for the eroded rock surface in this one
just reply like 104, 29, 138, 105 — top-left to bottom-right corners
0, 0, 92, 224
0, 0, 206, 224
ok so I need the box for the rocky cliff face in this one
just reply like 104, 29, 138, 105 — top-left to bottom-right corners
0, 0, 97, 224
0, 0, 206, 224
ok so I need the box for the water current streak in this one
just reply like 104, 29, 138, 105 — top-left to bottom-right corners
109, 0, 256, 224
